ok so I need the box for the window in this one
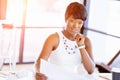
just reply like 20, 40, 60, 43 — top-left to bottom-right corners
87, 0, 120, 64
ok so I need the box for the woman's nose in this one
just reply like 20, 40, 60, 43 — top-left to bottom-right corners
74, 23, 79, 28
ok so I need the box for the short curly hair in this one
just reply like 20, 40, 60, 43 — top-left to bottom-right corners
65, 2, 87, 22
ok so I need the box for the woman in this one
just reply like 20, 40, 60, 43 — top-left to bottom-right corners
35, 2, 95, 80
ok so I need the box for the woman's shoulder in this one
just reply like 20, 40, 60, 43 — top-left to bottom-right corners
84, 36, 92, 46
46, 32, 59, 44
85, 36, 90, 41
47, 31, 63, 40
47, 32, 59, 40
46, 32, 59, 50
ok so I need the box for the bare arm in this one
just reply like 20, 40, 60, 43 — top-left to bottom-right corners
35, 33, 59, 72
35, 33, 59, 80
75, 34, 95, 74
80, 37, 95, 74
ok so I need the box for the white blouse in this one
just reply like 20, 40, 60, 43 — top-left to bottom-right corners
48, 31, 82, 73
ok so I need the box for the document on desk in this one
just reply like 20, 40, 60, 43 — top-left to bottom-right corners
40, 59, 98, 80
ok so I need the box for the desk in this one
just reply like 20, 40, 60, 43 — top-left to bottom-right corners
99, 73, 112, 80
0, 70, 112, 80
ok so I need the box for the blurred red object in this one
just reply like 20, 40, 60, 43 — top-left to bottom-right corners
2, 23, 13, 29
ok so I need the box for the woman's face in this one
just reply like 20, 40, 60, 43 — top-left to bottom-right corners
66, 15, 84, 36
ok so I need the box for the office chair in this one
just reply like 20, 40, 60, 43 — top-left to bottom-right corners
96, 50, 120, 73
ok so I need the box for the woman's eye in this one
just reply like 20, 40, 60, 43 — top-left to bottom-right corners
79, 22, 83, 26
70, 19, 74, 22
78, 22, 82, 24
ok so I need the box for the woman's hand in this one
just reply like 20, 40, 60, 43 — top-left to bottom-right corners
36, 72, 48, 80
75, 33, 85, 46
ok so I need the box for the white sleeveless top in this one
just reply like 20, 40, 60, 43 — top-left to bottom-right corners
48, 31, 82, 73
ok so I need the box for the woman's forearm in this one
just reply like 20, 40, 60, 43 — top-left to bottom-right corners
35, 58, 41, 73
80, 48, 95, 74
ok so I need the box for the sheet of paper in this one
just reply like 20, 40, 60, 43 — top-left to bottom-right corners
40, 59, 98, 80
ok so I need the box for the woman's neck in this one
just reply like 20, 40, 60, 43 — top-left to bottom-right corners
62, 30, 76, 41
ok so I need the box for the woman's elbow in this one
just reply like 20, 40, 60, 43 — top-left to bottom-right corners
88, 65, 95, 74
88, 69, 94, 74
